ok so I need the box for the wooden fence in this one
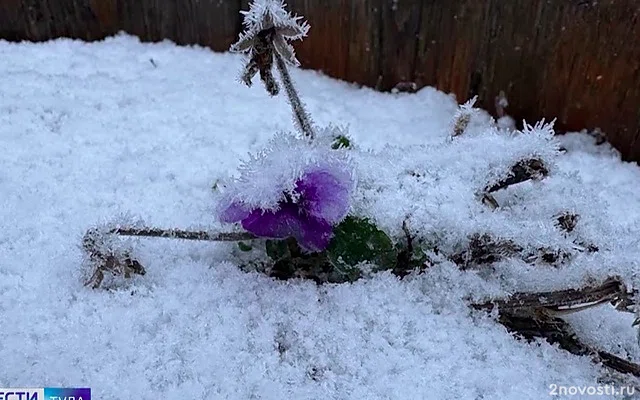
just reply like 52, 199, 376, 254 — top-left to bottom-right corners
1, 0, 639, 161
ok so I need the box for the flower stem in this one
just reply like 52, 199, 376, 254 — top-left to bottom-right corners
274, 52, 315, 139
111, 227, 257, 242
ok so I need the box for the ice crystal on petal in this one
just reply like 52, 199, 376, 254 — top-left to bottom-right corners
217, 133, 354, 251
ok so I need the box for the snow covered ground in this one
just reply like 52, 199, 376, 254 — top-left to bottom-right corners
1, 35, 640, 399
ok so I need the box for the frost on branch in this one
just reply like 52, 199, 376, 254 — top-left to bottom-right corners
231, 0, 316, 138
82, 226, 145, 289
232, 0, 309, 64
231, 0, 310, 94
451, 96, 478, 137
484, 157, 549, 194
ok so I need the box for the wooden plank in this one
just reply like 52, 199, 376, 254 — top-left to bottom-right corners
116, 0, 176, 42
0, 0, 28, 41
282, 0, 357, 84
89, 0, 119, 38
174, 0, 242, 51
379, 0, 423, 90
537, 1, 640, 160
345, 0, 382, 88
21, 0, 54, 40
413, 0, 640, 162
414, 0, 480, 98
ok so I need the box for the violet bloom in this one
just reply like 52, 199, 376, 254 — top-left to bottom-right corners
220, 168, 351, 252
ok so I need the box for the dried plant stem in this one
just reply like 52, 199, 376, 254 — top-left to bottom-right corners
485, 158, 548, 194
83, 226, 257, 288
473, 277, 627, 316
274, 52, 315, 139
82, 228, 146, 289
497, 312, 640, 378
111, 227, 257, 242
473, 277, 640, 378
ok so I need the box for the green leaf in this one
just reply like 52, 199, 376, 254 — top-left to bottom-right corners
331, 135, 351, 149
237, 242, 253, 252
266, 239, 292, 261
327, 216, 397, 270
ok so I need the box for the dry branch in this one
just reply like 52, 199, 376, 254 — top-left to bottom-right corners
474, 277, 640, 378
274, 52, 315, 139
452, 114, 471, 137
451, 233, 522, 268
497, 312, 640, 378
83, 225, 257, 288
474, 277, 627, 316
485, 158, 548, 194
451, 233, 585, 268
112, 226, 257, 242
82, 228, 146, 289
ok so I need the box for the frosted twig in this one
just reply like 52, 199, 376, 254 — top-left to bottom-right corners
451, 232, 594, 268
82, 225, 257, 288
111, 226, 257, 242
274, 52, 315, 139
484, 158, 548, 194
451, 233, 522, 268
496, 312, 640, 378
451, 96, 477, 137
473, 277, 628, 316
230, 0, 313, 136
474, 277, 640, 378
495, 90, 508, 118
82, 228, 146, 289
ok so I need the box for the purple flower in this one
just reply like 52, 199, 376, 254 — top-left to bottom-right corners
220, 168, 351, 252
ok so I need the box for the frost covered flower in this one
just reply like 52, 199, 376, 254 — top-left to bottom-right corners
230, 0, 309, 95
217, 134, 354, 252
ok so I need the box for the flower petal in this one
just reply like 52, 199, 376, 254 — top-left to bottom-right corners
241, 203, 301, 239
298, 216, 333, 252
240, 204, 333, 252
297, 170, 351, 224
219, 201, 251, 223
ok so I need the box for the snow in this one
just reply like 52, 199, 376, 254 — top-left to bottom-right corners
1, 34, 639, 399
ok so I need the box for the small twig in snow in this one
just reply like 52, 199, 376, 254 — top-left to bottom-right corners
82, 225, 257, 288
451, 96, 478, 137
112, 226, 257, 242
82, 228, 146, 289
474, 277, 640, 378
392, 81, 418, 93
480, 193, 499, 209
496, 312, 640, 378
451, 233, 523, 269
473, 277, 628, 316
494, 90, 508, 118
588, 127, 607, 145
485, 158, 548, 194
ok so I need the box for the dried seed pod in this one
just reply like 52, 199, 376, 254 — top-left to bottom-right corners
82, 228, 145, 289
